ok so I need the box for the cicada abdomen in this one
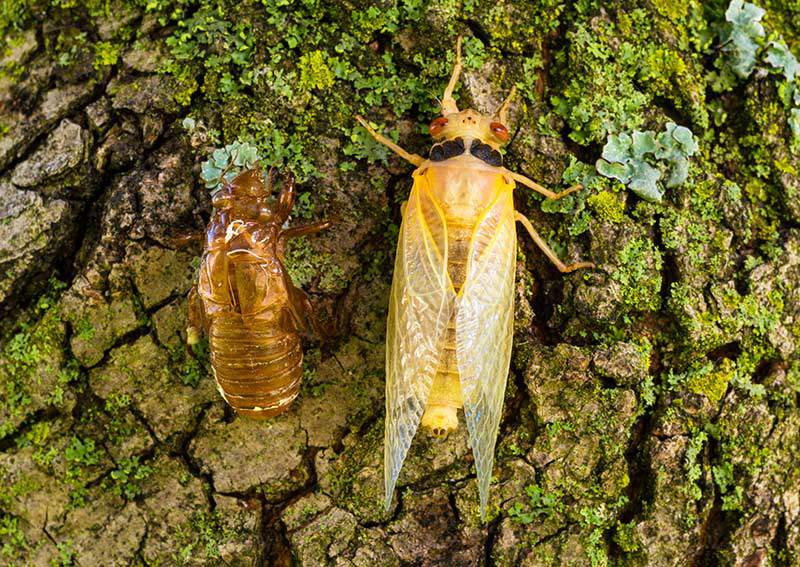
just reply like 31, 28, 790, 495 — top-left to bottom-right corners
357, 37, 594, 517
187, 168, 330, 419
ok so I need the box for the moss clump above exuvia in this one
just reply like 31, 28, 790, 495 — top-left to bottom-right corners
285, 236, 347, 295
199, 140, 260, 194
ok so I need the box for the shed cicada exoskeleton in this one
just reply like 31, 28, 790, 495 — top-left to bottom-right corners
187, 167, 330, 419
357, 38, 594, 518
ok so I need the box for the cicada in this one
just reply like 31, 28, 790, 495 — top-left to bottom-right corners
357, 38, 594, 517
187, 167, 330, 419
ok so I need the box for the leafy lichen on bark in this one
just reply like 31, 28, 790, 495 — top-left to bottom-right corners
1, 0, 800, 565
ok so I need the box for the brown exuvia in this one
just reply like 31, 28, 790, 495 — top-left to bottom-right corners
187, 167, 330, 419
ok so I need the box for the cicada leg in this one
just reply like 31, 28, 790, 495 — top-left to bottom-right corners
280, 220, 332, 240
278, 219, 335, 339
507, 171, 583, 200
515, 211, 595, 273
282, 277, 337, 340
354, 116, 425, 167
186, 286, 206, 345
162, 231, 204, 249
275, 170, 295, 223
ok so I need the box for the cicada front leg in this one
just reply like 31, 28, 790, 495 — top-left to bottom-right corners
515, 211, 595, 273
281, 220, 332, 240
507, 171, 584, 201
354, 116, 425, 167
273, 168, 295, 222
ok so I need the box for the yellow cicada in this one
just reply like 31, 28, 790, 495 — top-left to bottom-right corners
357, 38, 594, 518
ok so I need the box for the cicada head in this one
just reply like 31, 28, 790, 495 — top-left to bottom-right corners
428, 109, 510, 151
225, 167, 278, 223
431, 36, 517, 154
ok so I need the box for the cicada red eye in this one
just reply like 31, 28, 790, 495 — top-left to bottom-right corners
490, 122, 509, 143
429, 117, 449, 136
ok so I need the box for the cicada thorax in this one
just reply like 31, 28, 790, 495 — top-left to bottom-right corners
195, 168, 305, 420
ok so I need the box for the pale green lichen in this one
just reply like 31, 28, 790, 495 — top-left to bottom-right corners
596, 123, 698, 202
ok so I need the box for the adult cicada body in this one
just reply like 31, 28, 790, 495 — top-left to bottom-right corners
187, 168, 330, 419
357, 38, 594, 517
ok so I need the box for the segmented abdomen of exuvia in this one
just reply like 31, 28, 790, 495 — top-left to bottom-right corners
208, 313, 303, 420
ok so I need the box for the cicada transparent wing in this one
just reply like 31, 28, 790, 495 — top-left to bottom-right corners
456, 181, 517, 519
384, 172, 456, 509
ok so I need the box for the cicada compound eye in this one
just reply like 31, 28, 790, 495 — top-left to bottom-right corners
429, 117, 449, 137
490, 122, 509, 143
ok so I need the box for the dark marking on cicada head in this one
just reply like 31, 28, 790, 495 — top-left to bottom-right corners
430, 137, 466, 162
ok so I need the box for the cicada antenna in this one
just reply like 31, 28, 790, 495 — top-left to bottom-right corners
494, 86, 517, 125
441, 36, 463, 115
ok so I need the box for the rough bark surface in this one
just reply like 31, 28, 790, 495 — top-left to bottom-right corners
1, 0, 799, 565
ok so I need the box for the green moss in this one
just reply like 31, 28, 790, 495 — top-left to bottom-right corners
686, 359, 734, 403
651, 0, 690, 20
176, 511, 240, 563
53, 540, 76, 566
0, 0, 33, 42
93, 40, 121, 69
578, 506, 611, 567
285, 236, 348, 295
586, 190, 624, 223
611, 237, 663, 312
507, 484, 564, 525
0, 292, 71, 438
297, 50, 335, 92
171, 340, 209, 388
107, 456, 154, 500
613, 520, 641, 554
551, 22, 649, 145
74, 317, 95, 341
64, 436, 102, 477
0, 514, 27, 558
681, 429, 707, 522
712, 461, 744, 511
